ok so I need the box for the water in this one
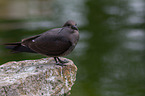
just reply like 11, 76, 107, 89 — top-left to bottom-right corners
0, 0, 145, 96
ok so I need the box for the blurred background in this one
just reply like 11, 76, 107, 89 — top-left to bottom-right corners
0, 0, 145, 96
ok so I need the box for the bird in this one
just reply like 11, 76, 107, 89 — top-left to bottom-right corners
4, 20, 79, 66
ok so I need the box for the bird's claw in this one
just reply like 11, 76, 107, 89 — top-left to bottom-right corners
59, 59, 69, 63
54, 57, 69, 66
56, 63, 67, 66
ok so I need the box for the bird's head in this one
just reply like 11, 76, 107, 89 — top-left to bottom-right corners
63, 20, 78, 31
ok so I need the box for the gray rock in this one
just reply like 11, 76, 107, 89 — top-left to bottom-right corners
0, 57, 77, 96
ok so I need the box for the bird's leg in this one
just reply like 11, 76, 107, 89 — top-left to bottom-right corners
57, 57, 69, 64
54, 57, 59, 64
53, 57, 68, 66
54, 57, 69, 66
54, 57, 65, 66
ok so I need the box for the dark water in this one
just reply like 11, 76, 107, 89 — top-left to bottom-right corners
0, 0, 145, 96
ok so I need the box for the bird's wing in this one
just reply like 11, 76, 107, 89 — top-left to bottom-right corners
21, 35, 41, 46
28, 35, 72, 56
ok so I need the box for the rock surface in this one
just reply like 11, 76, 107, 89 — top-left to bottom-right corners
0, 57, 77, 96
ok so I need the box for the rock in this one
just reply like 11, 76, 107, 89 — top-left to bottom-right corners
0, 57, 77, 96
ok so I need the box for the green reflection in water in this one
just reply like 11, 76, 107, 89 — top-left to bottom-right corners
71, 0, 145, 96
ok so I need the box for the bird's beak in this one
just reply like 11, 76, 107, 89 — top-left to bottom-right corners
71, 25, 78, 30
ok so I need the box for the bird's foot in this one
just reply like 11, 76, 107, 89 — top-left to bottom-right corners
59, 59, 69, 63
54, 57, 69, 66
56, 63, 67, 66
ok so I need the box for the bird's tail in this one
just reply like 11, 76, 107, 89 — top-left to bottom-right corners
4, 42, 35, 53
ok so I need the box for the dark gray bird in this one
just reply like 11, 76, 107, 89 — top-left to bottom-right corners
4, 20, 79, 66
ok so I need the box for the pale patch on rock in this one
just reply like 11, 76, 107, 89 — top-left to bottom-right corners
0, 57, 77, 96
